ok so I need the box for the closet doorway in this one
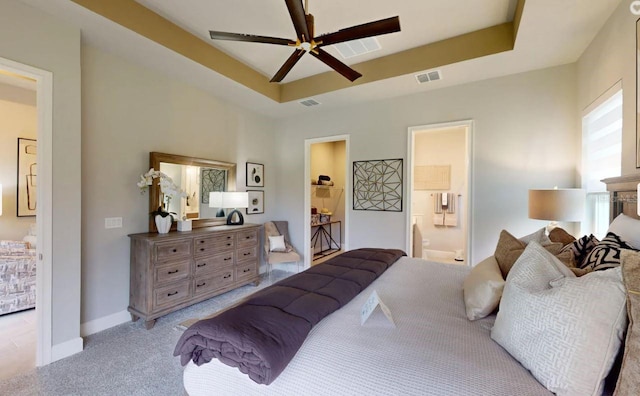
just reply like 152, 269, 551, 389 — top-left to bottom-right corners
0, 56, 54, 375
407, 121, 472, 265
304, 135, 350, 269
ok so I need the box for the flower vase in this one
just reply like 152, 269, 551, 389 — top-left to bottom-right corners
155, 215, 172, 234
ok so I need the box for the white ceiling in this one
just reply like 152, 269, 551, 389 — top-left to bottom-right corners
16, 0, 623, 118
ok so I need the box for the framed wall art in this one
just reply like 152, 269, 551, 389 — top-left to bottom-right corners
246, 162, 264, 187
246, 190, 264, 214
353, 158, 403, 212
17, 138, 37, 217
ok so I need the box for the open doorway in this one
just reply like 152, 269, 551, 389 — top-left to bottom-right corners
0, 57, 53, 376
407, 121, 472, 265
304, 135, 350, 269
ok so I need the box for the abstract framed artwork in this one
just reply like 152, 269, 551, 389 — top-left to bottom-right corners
17, 138, 37, 217
246, 190, 264, 214
246, 162, 264, 187
353, 158, 403, 212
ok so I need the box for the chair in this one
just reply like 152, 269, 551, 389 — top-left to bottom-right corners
263, 221, 301, 282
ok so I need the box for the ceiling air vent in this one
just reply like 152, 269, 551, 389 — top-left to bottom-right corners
300, 98, 321, 107
415, 70, 442, 84
334, 37, 381, 59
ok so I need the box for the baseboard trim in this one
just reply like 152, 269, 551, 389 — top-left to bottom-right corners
51, 337, 83, 362
81, 309, 131, 337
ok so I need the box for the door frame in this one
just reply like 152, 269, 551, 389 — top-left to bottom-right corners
406, 120, 473, 264
304, 135, 350, 269
0, 56, 53, 365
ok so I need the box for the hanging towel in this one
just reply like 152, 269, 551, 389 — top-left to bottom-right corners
444, 194, 457, 227
445, 193, 456, 214
433, 193, 443, 214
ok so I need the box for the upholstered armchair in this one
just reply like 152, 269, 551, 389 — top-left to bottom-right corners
263, 221, 301, 281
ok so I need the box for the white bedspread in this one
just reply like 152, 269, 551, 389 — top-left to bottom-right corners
183, 257, 551, 396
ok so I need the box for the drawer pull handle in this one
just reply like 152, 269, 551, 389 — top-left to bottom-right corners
224, 257, 232, 261
196, 282, 206, 288
167, 291, 178, 296
227, 236, 231, 239
246, 236, 251, 239
223, 274, 232, 279
199, 240, 205, 244
172, 249, 177, 253
243, 268, 251, 273
244, 252, 250, 256
197, 263, 207, 268
226, 243, 232, 246
199, 248, 206, 252
168, 269, 179, 274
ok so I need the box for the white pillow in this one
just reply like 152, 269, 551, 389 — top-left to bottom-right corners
608, 213, 640, 249
268, 235, 286, 252
491, 241, 627, 396
462, 256, 505, 321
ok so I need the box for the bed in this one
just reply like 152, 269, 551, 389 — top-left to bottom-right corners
177, 174, 640, 396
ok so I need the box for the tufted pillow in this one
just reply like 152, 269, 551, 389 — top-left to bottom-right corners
615, 249, 640, 395
582, 232, 637, 272
491, 242, 627, 396
561, 234, 599, 267
549, 227, 577, 246
462, 256, 505, 321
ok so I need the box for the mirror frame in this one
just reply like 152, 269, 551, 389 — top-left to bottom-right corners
149, 152, 236, 232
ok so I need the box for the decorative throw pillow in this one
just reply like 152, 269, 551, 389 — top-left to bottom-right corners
268, 235, 287, 252
519, 227, 552, 246
549, 227, 577, 246
561, 234, 599, 267
462, 256, 505, 321
615, 249, 640, 395
608, 213, 640, 250
494, 230, 566, 278
581, 232, 636, 272
491, 242, 628, 396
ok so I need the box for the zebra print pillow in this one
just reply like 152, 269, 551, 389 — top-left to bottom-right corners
581, 232, 637, 272
561, 234, 599, 267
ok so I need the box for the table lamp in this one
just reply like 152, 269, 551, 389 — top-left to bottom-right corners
219, 192, 249, 226
209, 191, 225, 218
528, 188, 585, 231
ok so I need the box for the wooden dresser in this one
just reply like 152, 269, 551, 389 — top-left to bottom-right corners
128, 223, 261, 329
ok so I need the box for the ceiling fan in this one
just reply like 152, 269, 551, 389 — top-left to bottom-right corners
209, 0, 401, 83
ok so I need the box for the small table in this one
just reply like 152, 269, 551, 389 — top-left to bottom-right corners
311, 220, 342, 260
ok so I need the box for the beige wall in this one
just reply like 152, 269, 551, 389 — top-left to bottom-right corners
80, 45, 277, 324
0, 0, 82, 349
0, 82, 36, 241
275, 64, 578, 264
413, 127, 466, 255
577, 1, 638, 175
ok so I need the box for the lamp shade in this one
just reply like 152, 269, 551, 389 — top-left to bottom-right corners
222, 192, 249, 209
209, 191, 223, 208
528, 188, 585, 222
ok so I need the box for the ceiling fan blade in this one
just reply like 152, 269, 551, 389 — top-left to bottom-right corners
310, 48, 362, 82
315, 16, 401, 47
209, 31, 295, 46
270, 49, 306, 83
285, 0, 311, 42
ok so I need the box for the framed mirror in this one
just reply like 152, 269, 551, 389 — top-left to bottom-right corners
149, 152, 236, 232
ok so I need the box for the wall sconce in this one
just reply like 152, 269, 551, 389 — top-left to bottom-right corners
528, 188, 585, 231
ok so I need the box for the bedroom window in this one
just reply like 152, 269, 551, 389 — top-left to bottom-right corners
581, 88, 622, 238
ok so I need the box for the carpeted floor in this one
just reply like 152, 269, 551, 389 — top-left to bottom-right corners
0, 270, 292, 396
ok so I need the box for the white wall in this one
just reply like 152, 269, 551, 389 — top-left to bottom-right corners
275, 64, 578, 264
0, 0, 82, 350
80, 45, 277, 325
0, 82, 36, 240
577, 0, 639, 176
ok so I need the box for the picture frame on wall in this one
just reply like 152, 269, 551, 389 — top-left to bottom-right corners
246, 190, 264, 214
17, 138, 37, 217
246, 162, 264, 187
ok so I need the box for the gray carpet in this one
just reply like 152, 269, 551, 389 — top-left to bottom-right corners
0, 270, 292, 396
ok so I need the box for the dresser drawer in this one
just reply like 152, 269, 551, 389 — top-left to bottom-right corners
154, 281, 190, 309
194, 252, 235, 277
236, 261, 258, 283
193, 269, 235, 297
154, 240, 192, 262
154, 260, 190, 285
236, 246, 257, 263
236, 229, 258, 247
194, 233, 235, 256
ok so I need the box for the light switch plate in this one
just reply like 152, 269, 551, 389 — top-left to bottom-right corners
105, 217, 123, 229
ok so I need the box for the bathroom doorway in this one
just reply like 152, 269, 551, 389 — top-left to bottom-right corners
406, 121, 472, 265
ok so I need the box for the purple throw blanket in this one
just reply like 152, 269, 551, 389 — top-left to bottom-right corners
173, 248, 405, 385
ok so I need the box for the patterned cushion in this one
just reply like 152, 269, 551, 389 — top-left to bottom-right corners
491, 241, 628, 395
581, 232, 636, 272
561, 234, 599, 267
